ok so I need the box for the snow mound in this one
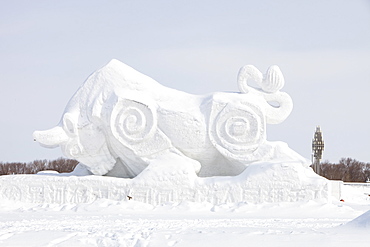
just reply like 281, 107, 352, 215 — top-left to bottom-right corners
346, 210, 370, 228
0, 158, 329, 205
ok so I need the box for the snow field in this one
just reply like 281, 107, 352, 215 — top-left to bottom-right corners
0, 195, 369, 247
1, 161, 367, 246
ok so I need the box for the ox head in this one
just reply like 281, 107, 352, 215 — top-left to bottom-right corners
33, 59, 163, 176
32, 61, 120, 176
33, 108, 117, 175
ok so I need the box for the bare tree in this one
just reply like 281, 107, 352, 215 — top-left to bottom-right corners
0, 158, 78, 176
319, 158, 370, 182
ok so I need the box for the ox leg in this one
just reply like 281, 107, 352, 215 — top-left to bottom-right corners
133, 148, 201, 182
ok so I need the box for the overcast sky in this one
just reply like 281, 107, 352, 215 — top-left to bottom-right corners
1, 0, 369, 164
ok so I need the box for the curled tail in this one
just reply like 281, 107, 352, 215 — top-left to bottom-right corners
237, 65, 293, 124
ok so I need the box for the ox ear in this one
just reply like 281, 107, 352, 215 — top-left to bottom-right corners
91, 92, 106, 120
63, 113, 77, 136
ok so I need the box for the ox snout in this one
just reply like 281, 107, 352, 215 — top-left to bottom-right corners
33, 126, 69, 148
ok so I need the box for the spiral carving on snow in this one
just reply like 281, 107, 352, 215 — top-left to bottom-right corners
111, 99, 156, 145
210, 103, 265, 160
237, 64, 293, 124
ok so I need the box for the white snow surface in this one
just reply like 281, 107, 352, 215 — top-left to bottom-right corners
0, 157, 329, 205
0, 164, 367, 246
1, 159, 366, 246
0, 186, 369, 247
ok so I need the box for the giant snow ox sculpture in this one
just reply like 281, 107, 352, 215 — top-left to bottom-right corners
33, 59, 303, 178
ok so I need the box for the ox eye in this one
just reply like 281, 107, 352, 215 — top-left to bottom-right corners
63, 114, 76, 135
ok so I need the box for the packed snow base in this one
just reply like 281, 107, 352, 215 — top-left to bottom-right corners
0, 160, 328, 205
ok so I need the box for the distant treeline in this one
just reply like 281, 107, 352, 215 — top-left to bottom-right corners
318, 158, 370, 183
0, 157, 78, 176
1, 157, 369, 182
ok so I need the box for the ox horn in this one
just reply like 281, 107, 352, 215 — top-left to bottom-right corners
33, 126, 69, 148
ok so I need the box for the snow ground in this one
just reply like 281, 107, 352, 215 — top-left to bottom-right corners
0, 185, 369, 247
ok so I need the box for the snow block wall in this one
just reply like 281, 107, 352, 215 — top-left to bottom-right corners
0, 161, 329, 205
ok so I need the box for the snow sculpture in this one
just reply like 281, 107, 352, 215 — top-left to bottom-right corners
33, 59, 299, 178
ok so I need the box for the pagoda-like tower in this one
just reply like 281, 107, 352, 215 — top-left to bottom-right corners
312, 126, 324, 175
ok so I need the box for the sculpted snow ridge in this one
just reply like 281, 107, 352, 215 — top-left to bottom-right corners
33, 59, 301, 178
0, 162, 329, 205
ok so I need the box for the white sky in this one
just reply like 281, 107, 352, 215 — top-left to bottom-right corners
0, 0, 369, 163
